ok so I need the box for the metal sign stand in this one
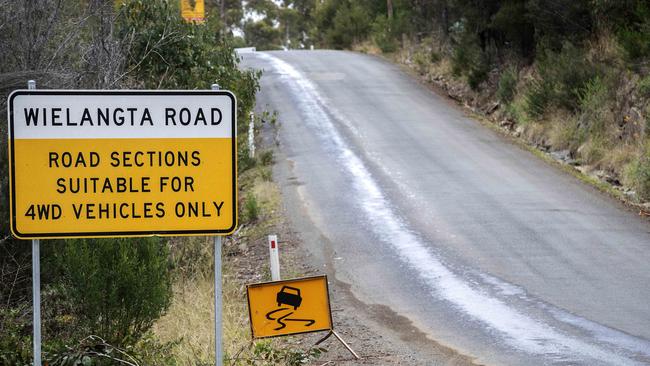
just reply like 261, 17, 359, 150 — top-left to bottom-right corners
211, 82, 224, 366
27, 80, 43, 366
22, 81, 229, 366
315, 330, 360, 360
214, 235, 223, 366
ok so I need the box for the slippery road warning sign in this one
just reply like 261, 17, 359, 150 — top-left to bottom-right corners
7, 90, 237, 239
247, 276, 333, 338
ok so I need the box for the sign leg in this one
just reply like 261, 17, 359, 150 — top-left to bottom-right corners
332, 330, 360, 360
214, 236, 223, 366
32, 239, 41, 366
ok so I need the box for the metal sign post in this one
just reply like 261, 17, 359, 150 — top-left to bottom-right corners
27, 79, 42, 366
211, 82, 223, 366
214, 236, 222, 366
32, 238, 41, 366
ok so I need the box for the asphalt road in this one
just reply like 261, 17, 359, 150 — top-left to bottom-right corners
240, 50, 650, 365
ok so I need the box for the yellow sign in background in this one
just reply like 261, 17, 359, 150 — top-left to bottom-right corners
181, 0, 205, 22
247, 276, 333, 338
8, 90, 236, 239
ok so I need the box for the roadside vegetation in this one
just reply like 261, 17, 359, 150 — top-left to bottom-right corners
0, 0, 266, 364
245, 0, 650, 205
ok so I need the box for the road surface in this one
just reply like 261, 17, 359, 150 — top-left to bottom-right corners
240, 50, 650, 365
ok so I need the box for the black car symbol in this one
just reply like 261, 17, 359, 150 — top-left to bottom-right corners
276, 286, 302, 310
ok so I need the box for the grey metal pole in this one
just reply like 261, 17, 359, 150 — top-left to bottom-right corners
32, 239, 41, 366
210, 82, 223, 366
214, 236, 222, 366
28, 79, 42, 366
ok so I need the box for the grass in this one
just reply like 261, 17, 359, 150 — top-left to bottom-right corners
152, 272, 215, 364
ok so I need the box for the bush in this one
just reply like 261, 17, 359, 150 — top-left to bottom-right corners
577, 76, 610, 130
452, 32, 490, 90
47, 237, 172, 346
626, 142, 650, 201
497, 67, 518, 104
467, 59, 490, 90
371, 15, 397, 53
238, 142, 257, 172
0, 304, 31, 365
371, 14, 407, 53
260, 150, 274, 166
524, 79, 552, 118
615, 2, 650, 62
524, 42, 601, 117
413, 51, 430, 74
321, 1, 371, 49
244, 195, 260, 222
430, 51, 442, 63
252, 340, 326, 365
638, 75, 650, 98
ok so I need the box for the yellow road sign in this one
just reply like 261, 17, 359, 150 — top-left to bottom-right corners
7, 90, 237, 239
181, 0, 205, 23
247, 276, 333, 338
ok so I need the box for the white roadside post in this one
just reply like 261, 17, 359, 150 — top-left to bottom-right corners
28, 79, 42, 366
211, 83, 223, 366
248, 112, 255, 158
268, 235, 281, 281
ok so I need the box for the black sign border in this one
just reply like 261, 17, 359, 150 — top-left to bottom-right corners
8, 90, 237, 239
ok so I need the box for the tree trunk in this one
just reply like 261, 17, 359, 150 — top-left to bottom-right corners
387, 0, 393, 19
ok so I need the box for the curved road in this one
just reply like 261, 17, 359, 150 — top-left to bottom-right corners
241, 50, 650, 365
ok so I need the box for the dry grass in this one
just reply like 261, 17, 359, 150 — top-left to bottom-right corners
153, 273, 216, 364
546, 111, 579, 150
352, 40, 382, 55
152, 149, 310, 365
153, 239, 285, 365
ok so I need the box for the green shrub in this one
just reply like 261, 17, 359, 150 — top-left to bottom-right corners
252, 340, 326, 365
577, 76, 610, 131
451, 33, 479, 76
430, 51, 442, 63
0, 304, 31, 365
371, 15, 398, 53
452, 32, 490, 90
626, 143, 650, 201
524, 42, 601, 117
319, 1, 371, 49
497, 67, 518, 104
260, 150, 274, 166
638, 75, 650, 98
244, 195, 260, 222
467, 58, 490, 90
47, 237, 172, 346
413, 51, 430, 74
616, 2, 650, 62
524, 79, 552, 118
260, 167, 273, 182
238, 142, 256, 172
